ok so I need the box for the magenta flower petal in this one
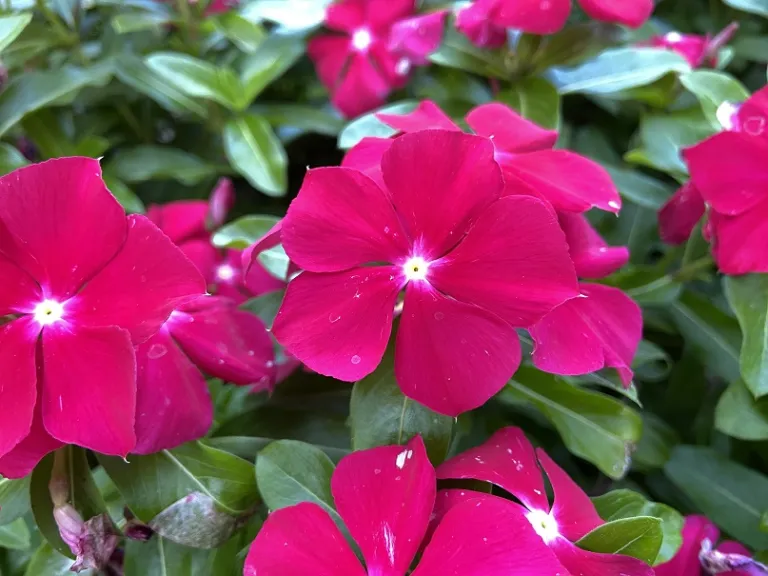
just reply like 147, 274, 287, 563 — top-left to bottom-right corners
333, 53, 391, 118
207, 178, 234, 230
273, 267, 402, 381
0, 318, 39, 459
243, 219, 284, 291
502, 150, 621, 214
70, 215, 205, 344
709, 202, 768, 274
0, 255, 41, 315
389, 12, 447, 65
168, 298, 275, 387
244, 502, 365, 576
0, 406, 62, 479
0, 157, 127, 300
179, 238, 221, 286
718, 541, 752, 556
494, 0, 571, 34
578, 0, 653, 27
395, 282, 522, 416
455, 0, 508, 48
655, 516, 720, 576
466, 103, 558, 153
658, 182, 706, 246
558, 212, 629, 279
331, 436, 434, 576
382, 130, 503, 259
549, 537, 654, 576
431, 196, 579, 328
684, 132, 768, 216
308, 36, 350, 90
436, 427, 549, 512
537, 449, 603, 541
281, 167, 409, 273
325, 0, 366, 32
133, 329, 212, 455
530, 284, 642, 385
42, 324, 136, 456
366, 0, 414, 28
147, 200, 208, 244
735, 85, 768, 140
341, 137, 392, 188
238, 259, 283, 299
413, 497, 566, 576
377, 100, 461, 133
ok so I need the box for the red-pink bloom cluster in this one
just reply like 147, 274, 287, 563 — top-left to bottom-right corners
656, 516, 754, 576
0, 158, 206, 478
662, 85, 768, 275
646, 24, 738, 68
308, 0, 446, 117
436, 427, 654, 576
245, 436, 571, 576
455, 0, 654, 47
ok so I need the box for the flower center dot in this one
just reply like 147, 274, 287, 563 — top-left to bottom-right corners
351, 28, 372, 52
33, 299, 65, 326
216, 264, 236, 281
526, 509, 559, 544
403, 256, 430, 282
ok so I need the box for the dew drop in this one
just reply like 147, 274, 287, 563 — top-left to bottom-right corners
434, 311, 445, 321
147, 343, 167, 359
351, 354, 361, 365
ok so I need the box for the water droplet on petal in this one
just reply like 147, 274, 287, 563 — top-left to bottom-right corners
351, 355, 361, 365
147, 344, 167, 359
434, 311, 445, 321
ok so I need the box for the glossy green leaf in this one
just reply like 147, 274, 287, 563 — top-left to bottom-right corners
350, 346, 453, 465
715, 380, 768, 440
102, 172, 145, 214
338, 100, 418, 149
680, 71, 749, 128
252, 103, 344, 139
240, 32, 305, 101
725, 274, 768, 397
124, 537, 209, 576
577, 516, 662, 565
213, 12, 266, 52
223, 114, 287, 196
212, 215, 280, 250
633, 413, 679, 470
241, 0, 332, 31
112, 11, 172, 33
0, 143, 28, 175
497, 77, 560, 130
593, 489, 684, 564
665, 446, 768, 549
23, 544, 93, 576
429, 26, 508, 78
0, 477, 30, 526
502, 366, 642, 479
552, 48, 690, 95
0, 518, 31, 550
108, 146, 216, 185
529, 22, 622, 71
604, 165, 673, 210
724, 0, 768, 17
0, 13, 33, 54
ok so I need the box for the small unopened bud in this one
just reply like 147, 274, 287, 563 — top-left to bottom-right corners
53, 506, 120, 573
700, 538, 768, 575
53, 505, 85, 552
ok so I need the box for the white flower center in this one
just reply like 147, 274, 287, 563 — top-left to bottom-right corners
716, 101, 740, 130
395, 58, 411, 76
216, 264, 236, 281
526, 509, 560, 544
351, 28, 372, 52
664, 31, 683, 43
403, 256, 430, 282
33, 299, 65, 326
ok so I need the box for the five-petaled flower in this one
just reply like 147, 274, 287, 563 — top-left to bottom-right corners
244, 436, 568, 576
0, 157, 205, 478
436, 426, 655, 576
272, 129, 579, 416
308, 0, 446, 117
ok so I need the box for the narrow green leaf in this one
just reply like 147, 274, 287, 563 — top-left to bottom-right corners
497, 77, 560, 130
107, 146, 216, 186
0, 13, 33, 54
213, 12, 266, 52
0, 143, 28, 175
223, 115, 287, 196
577, 516, 662, 565
112, 11, 172, 34
429, 26, 508, 78
715, 380, 768, 440
0, 477, 30, 526
124, 537, 209, 576
0, 518, 31, 550
725, 274, 768, 397
633, 413, 679, 470
240, 32, 305, 101
212, 215, 280, 250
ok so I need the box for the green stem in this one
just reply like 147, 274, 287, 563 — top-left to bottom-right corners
673, 256, 714, 282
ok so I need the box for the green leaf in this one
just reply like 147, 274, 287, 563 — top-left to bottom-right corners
252, 104, 344, 139
0, 143, 28, 175
23, 544, 94, 576
577, 516, 662, 565
242, 0, 332, 30
0, 477, 30, 526
112, 11, 172, 34
633, 413, 678, 470
350, 346, 453, 465
213, 12, 266, 52
552, 48, 691, 95
0, 518, 31, 550
338, 100, 418, 149
592, 489, 684, 564
212, 215, 280, 250
255, 440, 340, 524
97, 442, 259, 522
715, 380, 768, 440
724, 0, 768, 17
607, 266, 682, 306
146, 52, 244, 110
725, 274, 768, 397
665, 446, 768, 549
529, 22, 621, 70
669, 291, 741, 383
124, 537, 209, 576
497, 77, 560, 130
223, 115, 287, 196
680, 71, 750, 128
502, 366, 642, 478
0, 13, 32, 54
241, 292, 284, 329
240, 32, 305, 101
429, 26, 508, 78
114, 53, 208, 117
108, 146, 216, 186
103, 172, 145, 214
604, 165, 673, 210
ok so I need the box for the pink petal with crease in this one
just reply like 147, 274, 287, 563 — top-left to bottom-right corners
325, 0, 365, 32
655, 515, 720, 576
333, 53, 392, 118
389, 11, 447, 65
383, 130, 503, 259
0, 157, 127, 299
308, 35, 350, 91
69, 214, 206, 344
430, 196, 579, 327
455, 0, 507, 47
436, 427, 549, 512
244, 502, 365, 576
0, 255, 41, 315
709, 197, 768, 275
578, 0, 653, 27
147, 200, 208, 244
332, 436, 434, 576
207, 178, 234, 230
658, 182, 706, 246
179, 238, 221, 286
367, 0, 414, 29
494, 0, 571, 34
558, 212, 629, 279
272, 267, 402, 382
467, 103, 558, 153
396, 282, 521, 416
341, 137, 392, 189
377, 100, 460, 133
530, 283, 641, 385
550, 536, 654, 576
42, 324, 136, 456
133, 329, 212, 454
0, 404, 62, 479
282, 167, 409, 273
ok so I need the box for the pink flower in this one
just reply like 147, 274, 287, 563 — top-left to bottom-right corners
647, 24, 738, 68
454, 0, 652, 44
204, 0, 238, 15
308, 0, 446, 117
529, 283, 643, 385
437, 427, 655, 576
658, 182, 706, 246
655, 516, 753, 576
0, 158, 205, 478
272, 130, 578, 416
244, 436, 567, 576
